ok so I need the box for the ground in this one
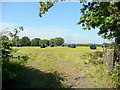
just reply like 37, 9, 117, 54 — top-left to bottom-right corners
11, 46, 113, 88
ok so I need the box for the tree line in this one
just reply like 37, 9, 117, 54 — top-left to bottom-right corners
1, 35, 64, 46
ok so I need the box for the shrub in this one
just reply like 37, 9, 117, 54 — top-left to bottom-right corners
110, 63, 120, 88
85, 51, 104, 65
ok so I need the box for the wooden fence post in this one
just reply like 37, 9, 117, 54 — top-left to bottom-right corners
106, 49, 114, 72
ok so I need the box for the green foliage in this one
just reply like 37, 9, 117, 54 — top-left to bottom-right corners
40, 39, 49, 45
49, 38, 55, 45
1, 27, 24, 59
49, 37, 64, 46
54, 37, 64, 46
1, 27, 24, 87
1, 35, 9, 40
12, 40, 19, 46
94, 51, 103, 58
76, 44, 91, 46
102, 42, 117, 49
39, 1, 55, 17
78, 2, 120, 44
84, 51, 104, 65
102, 42, 109, 47
108, 43, 117, 49
7, 27, 23, 46
110, 63, 120, 88
19, 36, 31, 46
76, 44, 102, 47
1, 40, 12, 60
8, 27, 23, 39
39, 0, 66, 17
31, 38, 41, 46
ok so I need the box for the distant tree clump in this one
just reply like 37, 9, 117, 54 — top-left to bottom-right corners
54, 37, 64, 46
40, 39, 49, 46
49, 37, 64, 46
49, 38, 55, 45
31, 38, 41, 46
19, 36, 31, 46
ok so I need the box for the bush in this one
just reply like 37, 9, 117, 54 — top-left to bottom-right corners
110, 63, 120, 88
84, 51, 104, 65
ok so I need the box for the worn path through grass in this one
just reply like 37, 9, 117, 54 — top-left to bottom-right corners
13, 46, 113, 88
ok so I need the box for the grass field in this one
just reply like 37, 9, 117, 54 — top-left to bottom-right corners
11, 46, 113, 88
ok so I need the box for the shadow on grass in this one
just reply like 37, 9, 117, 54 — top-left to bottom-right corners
2, 61, 66, 88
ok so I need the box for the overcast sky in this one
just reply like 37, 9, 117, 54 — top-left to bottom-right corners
1, 2, 110, 44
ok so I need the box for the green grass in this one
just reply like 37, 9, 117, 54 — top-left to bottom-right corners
11, 46, 113, 88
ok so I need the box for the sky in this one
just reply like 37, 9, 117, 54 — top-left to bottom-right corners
0, 2, 110, 44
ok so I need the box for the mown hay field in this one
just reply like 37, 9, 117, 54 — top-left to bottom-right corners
12, 46, 113, 88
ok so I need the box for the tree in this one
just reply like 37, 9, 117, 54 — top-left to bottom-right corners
31, 38, 41, 46
40, 39, 49, 45
19, 36, 31, 46
39, 1, 55, 17
77, 2, 120, 44
54, 37, 64, 46
49, 38, 55, 45
8, 27, 24, 39
12, 36, 20, 46
1, 27, 24, 88
7, 27, 24, 46
0, 27, 23, 60
102, 42, 109, 48
1, 35, 9, 40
